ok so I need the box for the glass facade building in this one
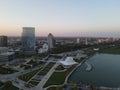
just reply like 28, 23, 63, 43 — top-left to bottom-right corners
22, 27, 35, 54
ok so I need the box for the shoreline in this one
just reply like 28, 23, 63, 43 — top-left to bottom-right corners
68, 53, 120, 90
45, 54, 94, 90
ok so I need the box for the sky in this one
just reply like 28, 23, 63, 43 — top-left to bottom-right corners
0, 0, 120, 37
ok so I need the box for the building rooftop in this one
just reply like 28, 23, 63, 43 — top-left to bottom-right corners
59, 57, 77, 66
0, 52, 15, 56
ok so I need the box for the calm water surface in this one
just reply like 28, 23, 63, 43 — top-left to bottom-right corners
69, 54, 120, 88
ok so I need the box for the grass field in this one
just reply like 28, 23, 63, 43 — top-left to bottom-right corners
18, 68, 41, 82
38, 62, 55, 75
99, 46, 120, 54
29, 80, 39, 86
19, 62, 55, 84
1, 81, 19, 90
2, 85, 19, 90
44, 66, 76, 88
55, 65, 65, 71
47, 87, 63, 90
44, 71, 66, 88
0, 81, 4, 87
0, 67, 17, 74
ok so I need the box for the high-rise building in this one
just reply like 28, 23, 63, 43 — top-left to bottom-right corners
0, 36, 8, 47
22, 27, 35, 54
47, 33, 55, 50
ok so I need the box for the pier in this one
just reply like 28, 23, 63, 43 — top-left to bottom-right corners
85, 62, 92, 71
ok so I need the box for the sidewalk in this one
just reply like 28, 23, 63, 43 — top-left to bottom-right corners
37, 63, 59, 90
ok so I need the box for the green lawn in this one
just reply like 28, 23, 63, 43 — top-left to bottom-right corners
52, 55, 63, 59
47, 87, 63, 90
19, 63, 54, 82
100, 46, 120, 54
27, 60, 39, 67
44, 66, 76, 88
0, 81, 4, 87
29, 80, 39, 86
74, 59, 82, 63
55, 65, 65, 71
18, 68, 41, 82
44, 71, 66, 88
2, 85, 19, 90
38, 63, 55, 75
1, 82, 19, 90
0, 67, 17, 74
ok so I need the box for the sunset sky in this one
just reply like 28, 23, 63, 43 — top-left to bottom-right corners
0, 0, 120, 37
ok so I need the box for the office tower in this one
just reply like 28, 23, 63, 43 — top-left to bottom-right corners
0, 36, 8, 47
22, 27, 35, 54
47, 33, 55, 50
76, 38, 80, 44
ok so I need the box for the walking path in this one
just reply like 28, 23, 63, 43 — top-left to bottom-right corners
45, 59, 86, 90
12, 62, 59, 90
37, 62, 59, 90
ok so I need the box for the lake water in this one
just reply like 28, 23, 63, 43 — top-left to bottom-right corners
69, 54, 120, 88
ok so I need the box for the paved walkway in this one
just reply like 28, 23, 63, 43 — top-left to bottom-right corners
0, 64, 47, 90
37, 62, 59, 90
11, 62, 58, 90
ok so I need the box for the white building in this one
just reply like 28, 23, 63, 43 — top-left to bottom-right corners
85, 38, 88, 45
38, 43, 48, 53
93, 48, 99, 51
47, 33, 55, 50
59, 57, 78, 68
76, 38, 80, 44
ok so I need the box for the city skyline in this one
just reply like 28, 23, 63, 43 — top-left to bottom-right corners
0, 0, 120, 37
